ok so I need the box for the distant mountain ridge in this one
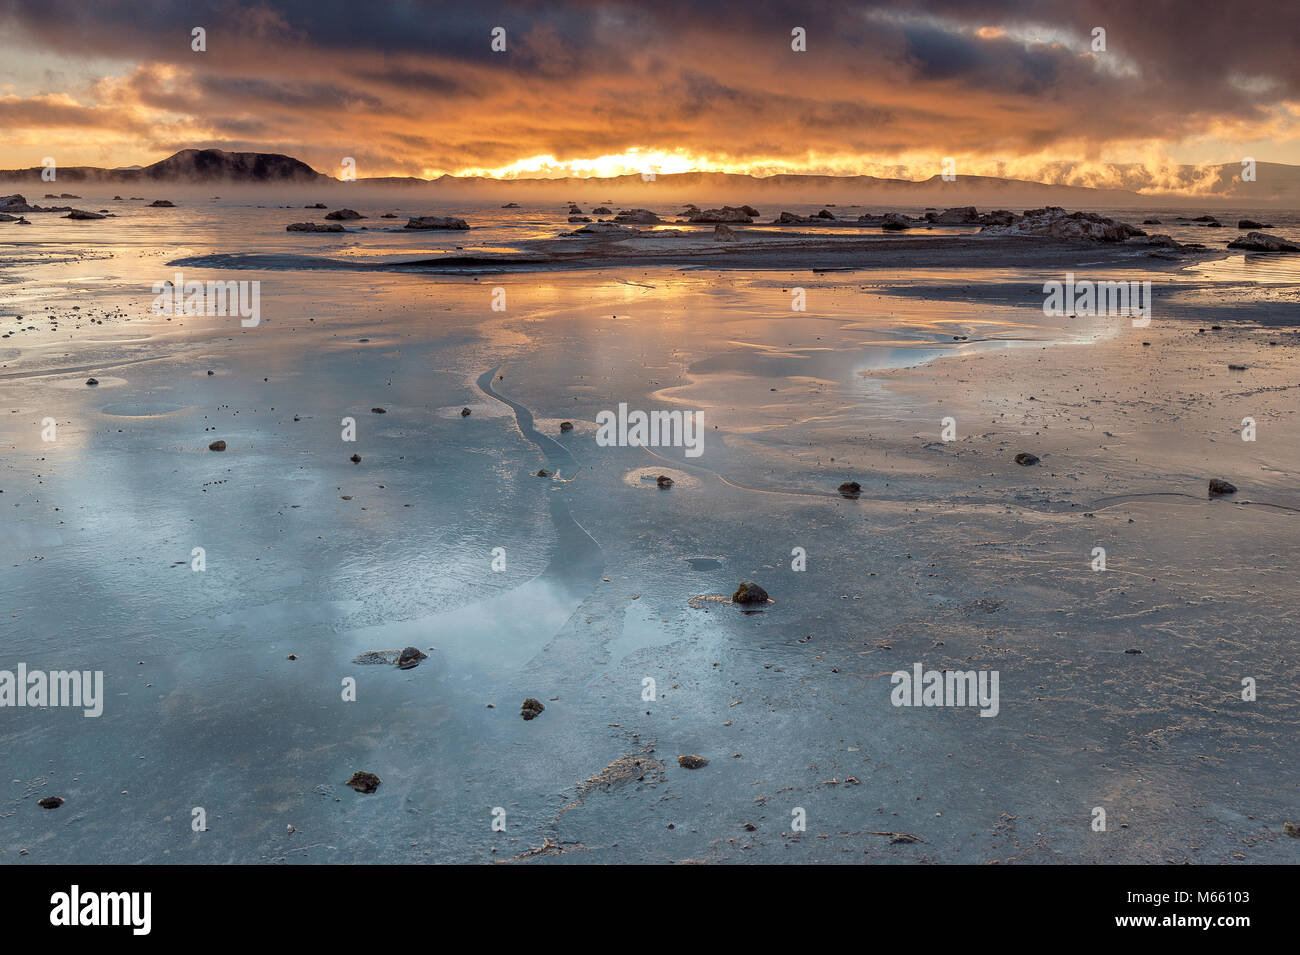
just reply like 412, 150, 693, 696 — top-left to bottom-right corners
1, 149, 1297, 203
0, 149, 325, 183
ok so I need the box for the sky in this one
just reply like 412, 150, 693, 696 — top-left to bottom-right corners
0, 0, 1297, 188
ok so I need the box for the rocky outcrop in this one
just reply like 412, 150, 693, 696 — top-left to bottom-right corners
774, 211, 814, 224
1227, 231, 1300, 252
880, 213, 911, 231
714, 223, 738, 242
591, 206, 612, 215
925, 206, 981, 224
287, 221, 345, 232
689, 206, 753, 223
520, 698, 545, 720
566, 221, 638, 236
405, 215, 469, 230
64, 209, 106, 219
1237, 219, 1270, 229
148, 199, 175, 207
979, 207, 1145, 242
324, 208, 361, 220
613, 208, 662, 224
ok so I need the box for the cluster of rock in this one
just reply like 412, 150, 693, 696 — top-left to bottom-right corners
688, 205, 760, 223
978, 206, 1148, 242
1227, 231, 1300, 252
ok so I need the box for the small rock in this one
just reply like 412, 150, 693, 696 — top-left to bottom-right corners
350, 454, 361, 463
838, 481, 861, 498
1124, 648, 1142, 655
396, 646, 428, 670
38, 796, 64, 809
345, 771, 381, 794
732, 581, 769, 604
1014, 452, 1040, 466
85, 377, 99, 386
371, 407, 386, 413
1208, 478, 1237, 495
560, 421, 573, 432
208, 440, 227, 451
657, 474, 674, 488
1283, 821, 1300, 838
677, 755, 709, 769
536, 469, 550, 477
460, 407, 472, 417
520, 698, 545, 720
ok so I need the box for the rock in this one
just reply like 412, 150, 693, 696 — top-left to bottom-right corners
1208, 478, 1237, 495
979, 210, 1018, 226
714, 223, 738, 242
1283, 821, 1300, 838
536, 468, 550, 477
926, 206, 980, 224
1124, 648, 1142, 654
980, 206, 1145, 242
64, 209, 106, 220
350, 453, 361, 463
380, 213, 397, 218
591, 206, 612, 215
324, 208, 362, 220
559, 421, 573, 432
148, 199, 175, 207
677, 755, 709, 769
568, 205, 583, 214
656, 474, 674, 488
371, 407, 386, 413
689, 206, 753, 223
1226, 231, 1300, 252
1237, 219, 1270, 229
1205, 220, 1223, 228
837, 480, 862, 498
305, 203, 327, 209
732, 581, 769, 604
880, 213, 911, 231
567, 221, 639, 236
1142, 218, 1162, 225
405, 215, 469, 230
208, 440, 227, 451
0, 195, 37, 213
286, 221, 345, 232
1228, 364, 1247, 371
520, 698, 545, 720
1014, 452, 1040, 466
85, 378, 99, 386
814, 208, 836, 220
567, 216, 592, 223
774, 211, 814, 224
501, 202, 520, 208
37, 796, 64, 809
396, 646, 428, 670
460, 407, 472, 416
345, 771, 381, 794
612, 209, 661, 224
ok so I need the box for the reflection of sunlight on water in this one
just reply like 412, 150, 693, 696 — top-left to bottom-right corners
1186, 253, 1300, 286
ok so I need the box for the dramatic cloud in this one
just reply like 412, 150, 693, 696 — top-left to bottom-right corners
0, 0, 1296, 185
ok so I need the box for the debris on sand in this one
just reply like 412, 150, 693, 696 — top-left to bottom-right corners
352, 647, 430, 666
657, 474, 675, 488
1208, 478, 1237, 496
732, 581, 769, 604
1014, 452, 1040, 466
345, 771, 381, 794
350, 453, 362, 463
560, 421, 573, 432
838, 480, 862, 498
38, 796, 64, 809
677, 755, 709, 769
208, 440, 227, 451
521, 698, 546, 720
460, 407, 472, 417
